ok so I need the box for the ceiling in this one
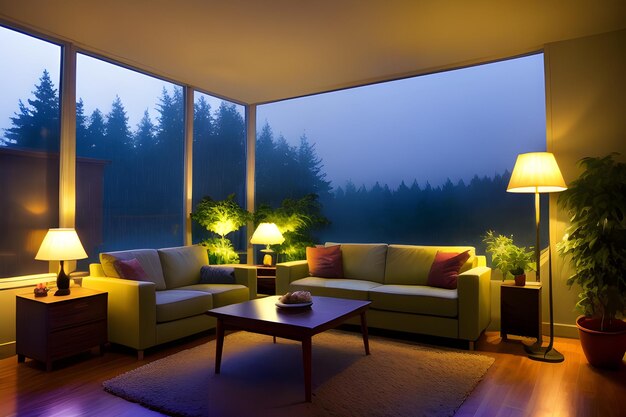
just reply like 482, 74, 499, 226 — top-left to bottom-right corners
1, 0, 625, 105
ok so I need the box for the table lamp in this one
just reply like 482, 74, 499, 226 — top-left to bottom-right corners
250, 223, 285, 266
507, 152, 567, 363
35, 228, 88, 296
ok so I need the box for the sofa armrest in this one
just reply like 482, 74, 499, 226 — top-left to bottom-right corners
234, 265, 257, 299
457, 266, 491, 341
82, 275, 157, 351
275, 260, 309, 295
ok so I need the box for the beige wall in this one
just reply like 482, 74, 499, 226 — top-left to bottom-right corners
545, 28, 626, 337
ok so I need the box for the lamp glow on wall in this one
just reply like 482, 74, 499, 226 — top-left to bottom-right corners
35, 228, 87, 296
507, 152, 567, 363
250, 223, 285, 266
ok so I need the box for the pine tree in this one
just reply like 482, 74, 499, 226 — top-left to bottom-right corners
4, 69, 59, 151
104, 95, 132, 153
85, 109, 106, 158
134, 109, 155, 150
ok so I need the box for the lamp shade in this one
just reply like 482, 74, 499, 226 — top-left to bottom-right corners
507, 152, 567, 193
250, 223, 285, 245
35, 228, 88, 261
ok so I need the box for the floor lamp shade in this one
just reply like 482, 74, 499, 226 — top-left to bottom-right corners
506, 152, 567, 363
35, 228, 88, 296
507, 152, 567, 193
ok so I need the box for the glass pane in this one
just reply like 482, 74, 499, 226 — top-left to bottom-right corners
257, 54, 547, 258
0, 26, 61, 277
76, 54, 185, 267
192, 93, 247, 263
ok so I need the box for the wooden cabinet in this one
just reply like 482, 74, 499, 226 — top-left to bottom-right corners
257, 266, 277, 295
16, 287, 107, 371
500, 282, 542, 343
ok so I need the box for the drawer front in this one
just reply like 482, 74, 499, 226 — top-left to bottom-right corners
48, 320, 107, 359
49, 294, 107, 329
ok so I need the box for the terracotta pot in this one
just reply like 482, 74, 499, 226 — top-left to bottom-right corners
514, 274, 526, 286
576, 316, 626, 369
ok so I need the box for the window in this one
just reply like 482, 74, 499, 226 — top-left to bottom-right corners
0, 26, 61, 277
76, 54, 185, 266
257, 54, 547, 254
192, 93, 247, 258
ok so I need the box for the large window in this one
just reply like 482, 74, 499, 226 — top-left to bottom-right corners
0, 26, 61, 277
257, 54, 548, 256
76, 54, 185, 265
192, 93, 247, 255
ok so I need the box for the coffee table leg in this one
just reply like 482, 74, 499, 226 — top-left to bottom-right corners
360, 311, 370, 355
215, 319, 224, 374
302, 336, 312, 402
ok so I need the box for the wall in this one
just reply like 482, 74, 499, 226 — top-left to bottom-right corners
545, 28, 626, 337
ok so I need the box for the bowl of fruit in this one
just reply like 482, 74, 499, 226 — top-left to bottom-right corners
276, 291, 313, 309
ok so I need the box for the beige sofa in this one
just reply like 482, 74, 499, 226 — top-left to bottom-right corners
276, 243, 491, 349
82, 245, 256, 359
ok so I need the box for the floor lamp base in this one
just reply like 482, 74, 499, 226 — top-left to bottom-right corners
525, 345, 564, 363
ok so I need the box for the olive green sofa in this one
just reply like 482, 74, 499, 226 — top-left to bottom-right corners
276, 243, 491, 349
82, 245, 256, 359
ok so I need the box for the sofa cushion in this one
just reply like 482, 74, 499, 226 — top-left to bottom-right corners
100, 249, 167, 290
158, 245, 209, 289
289, 277, 380, 300
200, 265, 236, 284
369, 285, 458, 317
113, 258, 150, 281
326, 243, 388, 283
178, 284, 249, 308
384, 245, 476, 286
155, 289, 213, 323
427, 250, 471, 289
306, 245, 343, 278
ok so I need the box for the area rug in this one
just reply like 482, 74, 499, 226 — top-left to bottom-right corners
103, 330, 494, 417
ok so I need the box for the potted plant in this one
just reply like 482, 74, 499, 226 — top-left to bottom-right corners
483, 230, 536, 286
191, 194, 251, 264
556, 153, 626, 369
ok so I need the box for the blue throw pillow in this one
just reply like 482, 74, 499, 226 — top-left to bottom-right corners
200, 265, 236, 284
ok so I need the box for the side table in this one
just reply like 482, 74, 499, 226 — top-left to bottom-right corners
257, 266, 276, 295
500, 282, 542, 343
16, 287, 108, 371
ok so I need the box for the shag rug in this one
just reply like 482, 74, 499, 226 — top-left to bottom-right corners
104, 330, 494, 417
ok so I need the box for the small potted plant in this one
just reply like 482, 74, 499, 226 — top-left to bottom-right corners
483, 230, 536, 286
556, 153, 626, 369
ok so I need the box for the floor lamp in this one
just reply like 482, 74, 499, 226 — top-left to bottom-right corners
506, 152, 567, 363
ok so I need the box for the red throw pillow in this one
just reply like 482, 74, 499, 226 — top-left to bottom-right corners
114, 258, 150, 281
427, 250, 471, 289
306, 245, 343, 278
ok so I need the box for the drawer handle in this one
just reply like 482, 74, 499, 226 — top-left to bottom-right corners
73, 302, 89, 310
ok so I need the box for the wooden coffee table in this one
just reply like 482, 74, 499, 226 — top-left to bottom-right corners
205, 295, 371, 402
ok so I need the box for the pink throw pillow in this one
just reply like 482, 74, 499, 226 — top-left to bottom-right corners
306, 245, 343, 278
114, 258, 150, 281
427, 250, 471, 289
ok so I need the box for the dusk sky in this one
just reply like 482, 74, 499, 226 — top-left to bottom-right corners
2, 25, 546, 190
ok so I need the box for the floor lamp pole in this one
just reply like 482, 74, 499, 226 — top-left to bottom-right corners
525, 196, 564, 362
534, 190, 541, 282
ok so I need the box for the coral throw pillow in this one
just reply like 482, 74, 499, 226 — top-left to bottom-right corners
427, 250, 471, 289
306, 245, 343, 278
114, 258, 150, 281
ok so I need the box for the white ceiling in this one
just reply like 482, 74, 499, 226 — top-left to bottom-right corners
1, 0, 625, 105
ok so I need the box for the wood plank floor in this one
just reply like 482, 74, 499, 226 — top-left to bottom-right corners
0, 330, 624, 417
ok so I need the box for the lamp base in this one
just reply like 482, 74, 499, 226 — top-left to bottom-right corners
525, 345, 564, 363
54, 262, 71, 296
54, 288, 71, 296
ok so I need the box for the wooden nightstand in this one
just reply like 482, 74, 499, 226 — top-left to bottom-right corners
16, 287, 108, 371
500, 282, 542, 343
257, 266, 277, 295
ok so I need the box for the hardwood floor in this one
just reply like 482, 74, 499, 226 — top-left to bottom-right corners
1, 330, 624, 417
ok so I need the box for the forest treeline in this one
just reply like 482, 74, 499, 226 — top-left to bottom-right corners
3, 70, 541, 257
